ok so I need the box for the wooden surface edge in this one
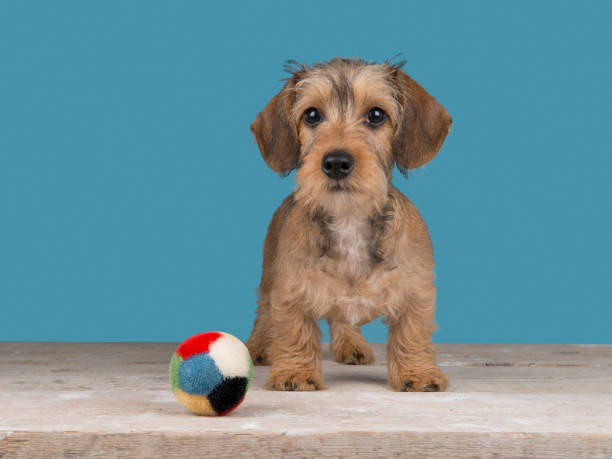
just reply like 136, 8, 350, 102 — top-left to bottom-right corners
2, 430, 611, 459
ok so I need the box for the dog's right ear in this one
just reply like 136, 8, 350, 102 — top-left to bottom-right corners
391, 69, 452, 174
251, 80, 300, 175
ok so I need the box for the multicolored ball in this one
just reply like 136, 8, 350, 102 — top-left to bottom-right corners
169, 331, 253, 416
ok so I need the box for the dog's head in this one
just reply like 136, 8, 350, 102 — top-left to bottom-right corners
251, 58, 452, 212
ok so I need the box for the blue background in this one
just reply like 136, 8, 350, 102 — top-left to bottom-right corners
1, 1, 610, 343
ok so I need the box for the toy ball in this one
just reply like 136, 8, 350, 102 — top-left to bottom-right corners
169, 331, 253, 416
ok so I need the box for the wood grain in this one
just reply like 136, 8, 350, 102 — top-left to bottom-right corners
1, 343, 611, 458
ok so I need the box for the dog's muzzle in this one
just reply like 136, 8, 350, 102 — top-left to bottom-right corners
321, 150, 354, 180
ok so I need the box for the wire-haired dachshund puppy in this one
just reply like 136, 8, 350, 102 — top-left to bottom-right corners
246, 57, 452, 392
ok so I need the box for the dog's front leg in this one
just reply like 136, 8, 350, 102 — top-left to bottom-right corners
386, 288, 448, 392
265, 296, 324, 391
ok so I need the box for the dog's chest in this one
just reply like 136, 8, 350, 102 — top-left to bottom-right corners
325, 215, 372, 279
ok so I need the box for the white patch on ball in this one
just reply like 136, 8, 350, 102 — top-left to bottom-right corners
208, 332, 251, 378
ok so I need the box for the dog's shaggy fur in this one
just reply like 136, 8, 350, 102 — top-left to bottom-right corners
246, 58, 452, 392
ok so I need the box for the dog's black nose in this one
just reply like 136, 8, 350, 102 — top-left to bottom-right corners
321, 151, 354, 180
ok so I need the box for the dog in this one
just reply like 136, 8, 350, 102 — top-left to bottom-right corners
246, 57, 452, 392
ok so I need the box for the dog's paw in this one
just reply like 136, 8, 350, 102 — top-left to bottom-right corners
390, 368, 448, 392
246, 342, 271, 366
331, 340, 375, 365
266, 368, 323, 391
251, 351, 271, 366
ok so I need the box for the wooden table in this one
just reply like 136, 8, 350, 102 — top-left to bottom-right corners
1, 343, 611, 458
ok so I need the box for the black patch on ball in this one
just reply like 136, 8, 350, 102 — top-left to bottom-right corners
208, 376, 248, 414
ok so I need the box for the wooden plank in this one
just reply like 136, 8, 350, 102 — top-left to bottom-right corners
1, 343, 611, 458
2, 431, 611, 459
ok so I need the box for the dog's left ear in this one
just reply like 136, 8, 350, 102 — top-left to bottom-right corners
251, 80, 300, 175
392, 70, 452, 173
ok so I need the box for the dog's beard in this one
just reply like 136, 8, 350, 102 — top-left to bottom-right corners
313, 181, 390, 220
327, 180, 354, 192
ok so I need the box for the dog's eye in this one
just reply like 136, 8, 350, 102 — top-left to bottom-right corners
366, 107, 387, 127
303, 107, 322, 127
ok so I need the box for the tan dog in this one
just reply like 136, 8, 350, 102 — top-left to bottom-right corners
246, 58, 452, 392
